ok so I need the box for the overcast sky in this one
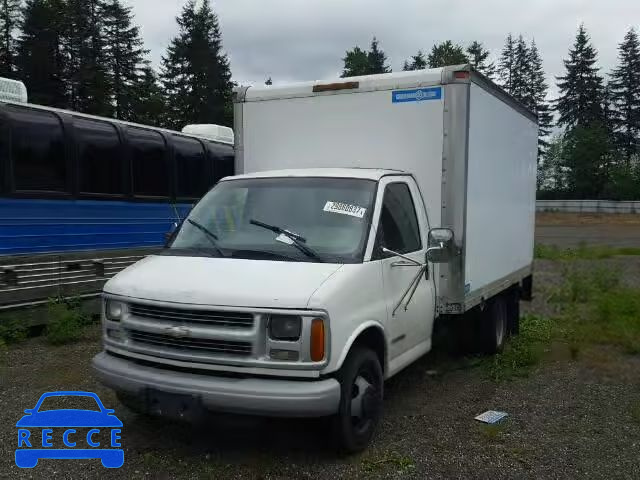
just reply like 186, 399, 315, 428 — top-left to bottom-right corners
127, 0, 638, 98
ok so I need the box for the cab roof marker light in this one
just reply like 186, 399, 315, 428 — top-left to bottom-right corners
454, 71, 470, 80
313, 81, 359, 93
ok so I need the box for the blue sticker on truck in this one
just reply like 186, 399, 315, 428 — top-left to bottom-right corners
392, 87, 442, 103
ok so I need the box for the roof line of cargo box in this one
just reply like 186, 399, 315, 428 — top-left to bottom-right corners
234, 64, 538, 124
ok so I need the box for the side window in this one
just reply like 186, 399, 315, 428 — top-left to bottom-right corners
129, 127, 169, 197
207, 142, 235, 183
76, 118, 123, 195
375, 182, 421, 255
10, 107, 67, 192
174, 135, 209, 198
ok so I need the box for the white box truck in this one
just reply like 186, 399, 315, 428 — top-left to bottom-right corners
93, 65, 538, 452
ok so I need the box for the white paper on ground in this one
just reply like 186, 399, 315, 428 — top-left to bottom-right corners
474, 411, 508, 424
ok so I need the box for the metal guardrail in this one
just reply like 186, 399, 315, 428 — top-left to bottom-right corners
536, 200, 640, 214
0, 249, 156, 309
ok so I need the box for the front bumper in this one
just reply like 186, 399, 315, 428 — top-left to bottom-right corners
92, 352, 341, 418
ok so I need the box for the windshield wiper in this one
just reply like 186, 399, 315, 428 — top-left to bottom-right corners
186, 219, 225, 257
249, 219, 324, 263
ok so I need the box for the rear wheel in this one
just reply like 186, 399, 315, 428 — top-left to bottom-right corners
331, 347, 383, 453
480, 295, 508, 354
506, 288, 521, 336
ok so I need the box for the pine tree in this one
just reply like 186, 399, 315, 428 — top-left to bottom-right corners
367, 37, 390, 74
510, 35, 530, 104
402, 50, 427, 71
341, 46, 369, 77
527, 40, 553, 158
16, 0, 67, 107
132, 64, 165, 127
0, 0, 22, 76
161, 0, 233, 129
498, 33, 515, 92
63, 0, 111, 115
102, 0, 147, 121
609, 28, 640, 165
556, 24, 604, 128
562, 124, 610, 198
427, 40, 467, 68
466, 41, 495, 78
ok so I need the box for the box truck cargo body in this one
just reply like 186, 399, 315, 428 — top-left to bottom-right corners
93, 65, 538, 452
234, 66, 538, 313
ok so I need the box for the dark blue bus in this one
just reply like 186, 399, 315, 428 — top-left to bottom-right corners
0, 100, 234, 307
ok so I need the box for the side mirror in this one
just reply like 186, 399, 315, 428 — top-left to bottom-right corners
426, 228, 455, 263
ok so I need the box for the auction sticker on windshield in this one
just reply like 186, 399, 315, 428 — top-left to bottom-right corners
323, 201, 366, 219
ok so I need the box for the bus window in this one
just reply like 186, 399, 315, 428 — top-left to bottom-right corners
174, 135, 209, 199
76, 118, 123, 195
129, 127, 169, 197
207, 142, 235, 183
10, 107, 67, 192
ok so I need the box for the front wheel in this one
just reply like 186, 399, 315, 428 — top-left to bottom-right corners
331, 347, 383, 453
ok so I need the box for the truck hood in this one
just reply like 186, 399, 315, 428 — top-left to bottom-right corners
104, 255, 343, 309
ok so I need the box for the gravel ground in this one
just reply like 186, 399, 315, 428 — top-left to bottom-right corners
1, 258, 640, 479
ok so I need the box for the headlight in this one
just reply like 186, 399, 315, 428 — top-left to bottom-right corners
105, 300, 125, 322
269, 315, 302, 341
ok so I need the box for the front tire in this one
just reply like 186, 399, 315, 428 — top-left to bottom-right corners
331, 347, 383, 453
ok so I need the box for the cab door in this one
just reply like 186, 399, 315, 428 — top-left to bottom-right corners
370, 176, 436, 361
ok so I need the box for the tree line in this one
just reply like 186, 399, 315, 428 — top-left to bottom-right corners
341, 26, 640, 200
0, 1, 638, 200
0, 0, 232, 129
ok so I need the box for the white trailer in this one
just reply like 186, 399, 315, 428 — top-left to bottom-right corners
93, 65, 538, 453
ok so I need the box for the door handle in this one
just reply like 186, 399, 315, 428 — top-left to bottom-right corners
391, 261, 419, 268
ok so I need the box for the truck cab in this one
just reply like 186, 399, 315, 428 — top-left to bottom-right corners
94, 65, 537, 452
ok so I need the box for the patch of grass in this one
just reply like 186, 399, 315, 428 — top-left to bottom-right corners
0, 313, 28, 344
535, 243, 640, 260
45, 299, 88, 345
486, 314, 554, 381
361, 451, 415, 475
478, 421, 509, 441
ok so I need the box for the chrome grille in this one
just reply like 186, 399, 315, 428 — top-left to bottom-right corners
128, 330, 252, 357
128, 303, 254, 329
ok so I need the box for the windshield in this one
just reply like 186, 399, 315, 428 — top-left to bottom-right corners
168, 177, 377, 263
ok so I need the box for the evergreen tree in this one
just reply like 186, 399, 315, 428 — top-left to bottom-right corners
0, 0, 22, 76
132, 64, 165, 127
63, 0, 111, 115
367, 37, 390, 74
510, 35, 530, 103
341, 46, 369, 77
16, 0, 67, 107
161, 0, 233, 129
102, 0, 147, 121
609, 28, 640, 165
556, 24, 604, 128
402, 50, 427, 71
427, 40, 467, 68
562, 123, 610, 198
498, 33, 515, 92
466, 41, 495, 78
527, 40, 553, 158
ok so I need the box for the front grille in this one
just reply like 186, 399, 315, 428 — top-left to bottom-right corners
128, 330, 252, 357
128, 303, 254, 329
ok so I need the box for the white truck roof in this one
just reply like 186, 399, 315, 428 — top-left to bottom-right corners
182, 124, 234, 145
223, 168, 404, 182
0, 77, 28, 103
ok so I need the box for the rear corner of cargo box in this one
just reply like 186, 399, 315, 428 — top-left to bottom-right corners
463, 83, 538, 302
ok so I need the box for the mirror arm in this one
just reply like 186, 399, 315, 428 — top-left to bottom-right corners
382, 247, 422, 266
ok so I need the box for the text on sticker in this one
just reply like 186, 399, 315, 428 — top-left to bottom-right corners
323, 201, 366, 219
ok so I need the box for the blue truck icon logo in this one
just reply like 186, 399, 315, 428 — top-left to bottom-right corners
15, 391, 123, 468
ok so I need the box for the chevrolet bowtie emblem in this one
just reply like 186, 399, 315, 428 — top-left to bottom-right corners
165, 326, 191, 339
